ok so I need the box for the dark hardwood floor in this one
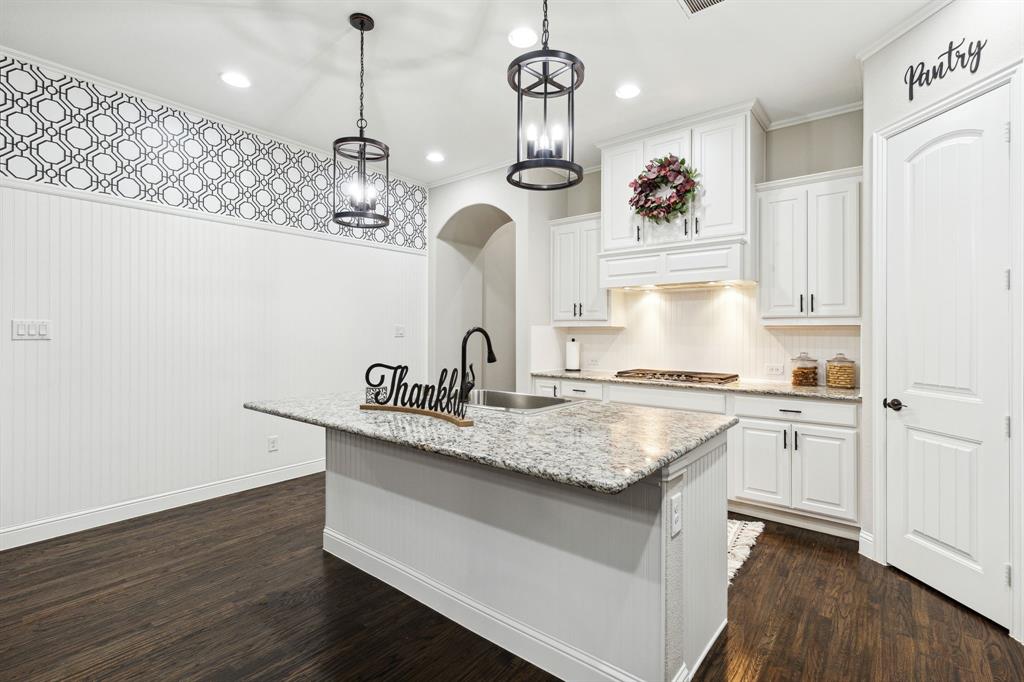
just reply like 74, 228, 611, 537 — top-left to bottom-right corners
1, 474, 1021, 681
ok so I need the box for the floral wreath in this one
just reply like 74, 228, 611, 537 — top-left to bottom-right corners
628, 155, 701, 224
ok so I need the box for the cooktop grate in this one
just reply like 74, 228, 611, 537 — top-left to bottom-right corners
614, 369, 739, 384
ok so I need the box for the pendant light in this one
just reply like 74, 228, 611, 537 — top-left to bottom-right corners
333, 12, 390, 229
506, 0, 584, 191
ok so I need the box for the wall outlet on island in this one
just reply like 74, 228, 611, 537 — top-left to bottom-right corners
394, 325, 406, 338
267, 435, 279, 453
765, 363, 784, 377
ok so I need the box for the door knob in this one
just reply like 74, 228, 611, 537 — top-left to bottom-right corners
882, 398, 906, 411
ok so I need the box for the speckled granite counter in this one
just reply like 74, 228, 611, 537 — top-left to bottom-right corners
532, 369, 862, 402
244, 391, 736, 494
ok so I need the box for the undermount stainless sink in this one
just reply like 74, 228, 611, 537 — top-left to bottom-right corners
465, 389, 573, 415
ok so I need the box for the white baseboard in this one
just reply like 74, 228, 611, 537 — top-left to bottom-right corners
857, 529, 884, 564
680, 617, 726, 682
728, 500, 860, 540
322, 527, 646, 682
0, 458, 324, 550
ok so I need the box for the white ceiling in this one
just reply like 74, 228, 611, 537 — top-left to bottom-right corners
0, 0, 927, 186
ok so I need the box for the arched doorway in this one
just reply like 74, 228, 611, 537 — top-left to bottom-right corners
433, 203, 516, 391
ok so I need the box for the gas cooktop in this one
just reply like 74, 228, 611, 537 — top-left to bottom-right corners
614, 369, 739, 384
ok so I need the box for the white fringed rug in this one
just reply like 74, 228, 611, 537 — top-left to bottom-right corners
727, 519, 765, 584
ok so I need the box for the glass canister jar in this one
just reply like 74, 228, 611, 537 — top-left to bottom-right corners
791, 352, 819, 386
826, 353, 857, 389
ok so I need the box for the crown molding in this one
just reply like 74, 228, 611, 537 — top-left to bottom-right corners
754, 166, 863, 192
596, 99, 769, 149
765, 101, 863, 131
854, 0, 954, 63
0, 44, 429, 189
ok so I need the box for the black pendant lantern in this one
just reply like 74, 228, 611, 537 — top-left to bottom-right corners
506, 0, 584, 191
333, 12, 389, 229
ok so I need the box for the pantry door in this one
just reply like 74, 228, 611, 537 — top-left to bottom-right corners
884, 85, 1011, 626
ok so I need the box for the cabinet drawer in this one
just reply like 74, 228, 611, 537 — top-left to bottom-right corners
533, 380, 561, 398
607, 384, 726, 413
732, 394, 857, 427
562, 380, 603, 400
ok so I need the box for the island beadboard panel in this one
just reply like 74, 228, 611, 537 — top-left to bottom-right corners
0, 52, 427, 250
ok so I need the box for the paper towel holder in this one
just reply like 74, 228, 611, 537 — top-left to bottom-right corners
565, 337, 581, 372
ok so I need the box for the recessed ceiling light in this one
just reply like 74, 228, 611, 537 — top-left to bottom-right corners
508, 26, 538, 48
220, 71, 251, 88
615, 83, 641, 99
426, 151, 445, 163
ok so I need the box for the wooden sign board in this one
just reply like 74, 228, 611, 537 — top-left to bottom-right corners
362, 363, 474, 427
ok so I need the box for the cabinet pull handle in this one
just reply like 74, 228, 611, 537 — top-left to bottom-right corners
783, 430, 787, 450
794, 430, 799, 450
800, 294, 804, 312
636, 225, 641, 242
572, 388, 586, 393
779, 409, 803, 414
694, 217, 700, 235
810, 294, 815, 312
573, 303, 578, 317
684, 217, 688, 236
579, 301, 583, 317
553, 386, 558, 397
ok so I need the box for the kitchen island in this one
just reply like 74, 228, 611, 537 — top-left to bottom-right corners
245, 392, 737, 682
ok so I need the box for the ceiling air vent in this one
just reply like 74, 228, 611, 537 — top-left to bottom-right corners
677, 0, 724, 17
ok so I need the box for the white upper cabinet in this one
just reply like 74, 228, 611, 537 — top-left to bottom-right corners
550, 214, 609, 324
691, 116, 746, 241
597, 103, 766, 288
757, 169, 861, 324
601, 141, 645, 251
578, 220, 606, 319
551, 221, 581, 321
807, 180, 860, 317
760, 187, 808, 317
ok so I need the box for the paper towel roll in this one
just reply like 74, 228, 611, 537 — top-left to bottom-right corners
565, 337, 580, 371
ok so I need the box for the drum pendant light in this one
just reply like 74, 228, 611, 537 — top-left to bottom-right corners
506, 0, 584, 191
333, 12, 390, 229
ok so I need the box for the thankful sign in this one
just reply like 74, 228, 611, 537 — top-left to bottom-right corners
904, 38, 987, 102
361, 363, 473, 427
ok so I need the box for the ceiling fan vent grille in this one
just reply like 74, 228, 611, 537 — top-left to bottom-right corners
679, 0, 724, 16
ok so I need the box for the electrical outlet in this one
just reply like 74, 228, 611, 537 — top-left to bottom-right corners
267, 435, 279, 453
670, 493, 682, 537
585, 357, 599, 369
765, 363, 784, 377
394, 325, 405, 338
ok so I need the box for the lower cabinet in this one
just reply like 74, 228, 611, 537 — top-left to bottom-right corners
533, 379, 560, 398
729, 416, 857, 522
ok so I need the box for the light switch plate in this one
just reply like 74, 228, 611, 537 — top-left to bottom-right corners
394, 325, 406, 338
12, 319, 52, 340
267, 435, 279, 452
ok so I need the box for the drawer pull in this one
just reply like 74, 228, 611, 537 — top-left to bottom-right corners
779, 409, 803, 414
783, 430, 787, 450
794, 430, 799, 450
571, 388, 587, 394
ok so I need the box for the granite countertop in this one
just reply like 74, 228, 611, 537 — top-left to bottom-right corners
532, 369, 862, 402
244, 392, 737, 495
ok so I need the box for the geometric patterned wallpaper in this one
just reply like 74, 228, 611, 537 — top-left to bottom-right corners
0, 54, 427, 250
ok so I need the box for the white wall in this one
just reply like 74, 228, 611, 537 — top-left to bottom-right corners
0, 183, 427, 548
859, 0, 1024, 537
538, 287, 860, 383
482, 221, 516, 391
428, 168, 568, 392
567, 170, 602, 215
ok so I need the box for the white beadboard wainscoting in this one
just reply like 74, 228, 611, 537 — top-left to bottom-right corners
0, 183, 427, 549
549, 287, 860, 382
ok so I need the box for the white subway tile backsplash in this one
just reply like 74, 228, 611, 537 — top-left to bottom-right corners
555, 287, 860, 384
